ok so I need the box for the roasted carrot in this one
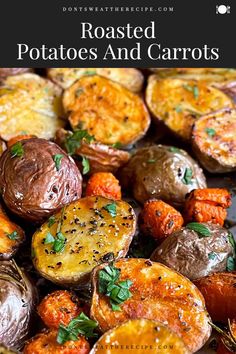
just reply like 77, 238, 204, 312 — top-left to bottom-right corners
139, 199, 184, 242
85, 172, 121, 200
184, 188, 231, 226
194, 272, 236, 323
23, 330, 90, 354
7, 134, 36, 147
38, 291, 82, 329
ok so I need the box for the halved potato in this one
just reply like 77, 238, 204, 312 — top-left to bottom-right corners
146, 76, 234, 140
0, 73, 64, 140
32, 196, 136, 286
48, 68, 144, 93
0, 206, 25, 260
55, 128, 130, 175
90, 319, 190, 354
63, 75, 150, 146
90, 258, 211, 353
192, 108, 236, 173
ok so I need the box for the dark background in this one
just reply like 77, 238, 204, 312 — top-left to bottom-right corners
0, 0, 235, 67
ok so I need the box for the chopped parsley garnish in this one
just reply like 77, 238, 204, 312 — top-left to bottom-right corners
103, 202, 117, 218
82, 156, 90, 175
53, 154, 63, 171
65, 130, 94, 155
6, 231, 19, 240
75, 88, 84, 97
175, 105, 183, 113
111, 142, 122, 149
208, 252, 217, 260
227, 256, 236, 272
57, 312, 98, 344
48, 216, 56, 228
10, 142, 24, 158
186, 222, 211, 238
182, 168, 193, 185
83, 70, 96, 76
98, 264, 132, 311
228, 232, 236, 250
44, 208, 66, 253
169, 146, 180, 153
183, 84, 199, 99
205, 128, 216, 137
147, 159, 156, 164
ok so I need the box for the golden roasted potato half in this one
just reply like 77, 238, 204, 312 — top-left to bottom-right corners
0, 73, 64, 140
48, 68, 144, 93
55, 128, 130, 175
91, 258, 211, 353
63, 75, 150, 146
192, 108, 236, 173
90, 319, 190, 354
146, 76, 234, 140
0, 206, 25, 260
32, 196, 136, 286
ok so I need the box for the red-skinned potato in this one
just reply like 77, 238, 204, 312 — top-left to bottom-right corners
0, 68, 32, 80
0, 138, 82, 223
90, 258, 211, 353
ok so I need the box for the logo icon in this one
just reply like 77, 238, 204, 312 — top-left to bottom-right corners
216, 4, 230, 14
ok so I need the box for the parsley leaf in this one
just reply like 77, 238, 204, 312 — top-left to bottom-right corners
186, 222, 211, 238
205, 128, 216, 137
98, 265, 132, 311
227, 256, 235, 271
10, 142, 24, 158
53, 154, 63, 171
169, 146, 180, 153
175, 105, 183, 113
83, 70, 96, 76
57, 312, 98, 344
44, 232, 55, 244
111, 142, 122, 149
75, 88, 84, 97
183, 84, 199, 99
6, 231, 19, 240
65, 130, 94, 155
53, 232, 66, 253
82, 156, 90, 175
208, 252, 217, 260
147, 159, 156, 164
48, 216, 56, 228
182, 168, 193, 185
228, 232, 236, 250
103, 202, 117, 217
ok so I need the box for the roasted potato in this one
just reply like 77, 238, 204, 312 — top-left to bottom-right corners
90, 258, 211, 353
151, 223, 234, 280
0, 73, 64, 141
55, 128, 130, 175
192, 108, 236, 173
23, 329, 90, 354
194, 272, 236, 323
0, 260, 37, 350
0, 68, 32, 80
90, 319, 190, 354
0, 138, 82, 222
0, 138, 6, 156
48, 68, 144, 93
145, 76, 234, 140
0, 205, 25, 260
7, 134, 36, 147
120, 145, 206, 207
0, 346, 16, 354
184, 188, 231, 225
32, 196, 136, 286
63, 75, 150, 146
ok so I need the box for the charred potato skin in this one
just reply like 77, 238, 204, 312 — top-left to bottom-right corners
90, 258, 211, 353
192, 108, 236, 173
90, 319, 190, 354
0, 73, 64, 141
63, 75, 150, 146
55, 128, 130, 175
145, 76, 234, 141
0, 260, 37, 350
0, 138, 82, 223
32, 196, 136, 286
120, 145, 206, 207
0, 206, 25, 260
48, 68, 144, 93
151, 223, 234, 280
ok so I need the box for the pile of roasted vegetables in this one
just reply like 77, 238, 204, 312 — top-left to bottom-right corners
0, 67, 236, 354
